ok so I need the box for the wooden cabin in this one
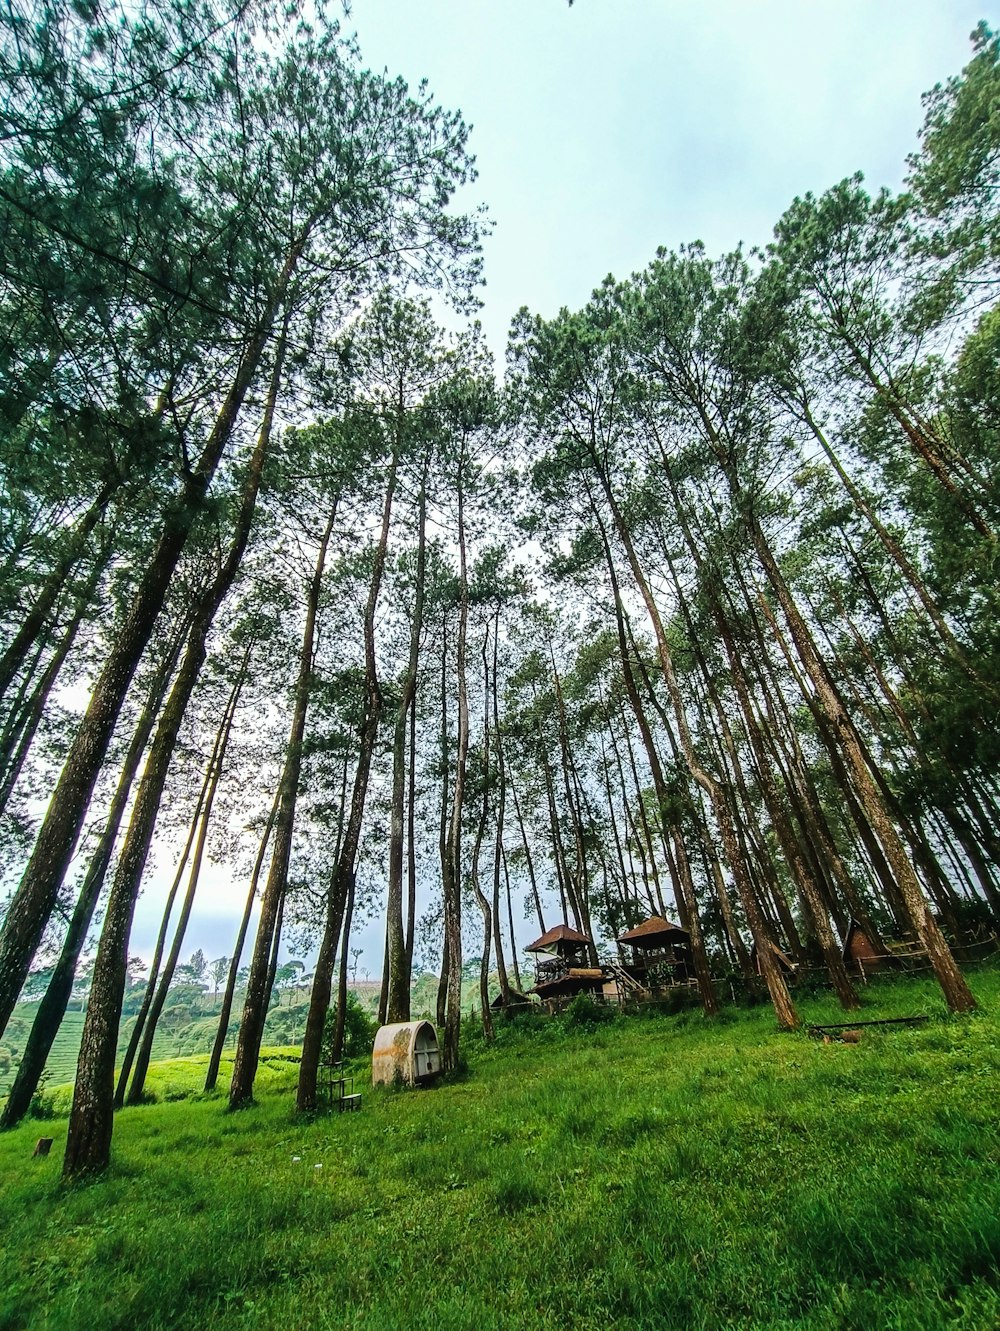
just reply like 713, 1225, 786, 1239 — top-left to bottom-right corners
842, 919, 893, 974
615, 915, 692, 993
526, 924, 604, 1005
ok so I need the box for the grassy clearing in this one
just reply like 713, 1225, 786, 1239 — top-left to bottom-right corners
0, 969, 998, 1331
0, 997, 320, 1098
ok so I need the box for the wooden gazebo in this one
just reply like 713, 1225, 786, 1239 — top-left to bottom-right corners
615, 915, 692, 992
526, 924, 603, 1004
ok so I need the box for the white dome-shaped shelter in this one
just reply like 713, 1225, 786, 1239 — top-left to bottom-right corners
372, 1020, 441, 1088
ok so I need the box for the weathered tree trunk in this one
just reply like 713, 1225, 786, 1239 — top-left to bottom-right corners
0, 624, 183, 1130
203, 789, 280, 1093
232, 504, 335, 1110
126, 652, 247, 1103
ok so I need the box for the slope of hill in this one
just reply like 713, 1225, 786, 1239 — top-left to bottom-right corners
1, 969, 998, 1331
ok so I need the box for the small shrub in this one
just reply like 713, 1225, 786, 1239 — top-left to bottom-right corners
322, 993, 377, 1062
565, 993, 616, 1027
28, 1074, 55, 1120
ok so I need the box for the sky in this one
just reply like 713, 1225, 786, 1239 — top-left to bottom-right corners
350, 0, 989, 364
128, 0, 994, 976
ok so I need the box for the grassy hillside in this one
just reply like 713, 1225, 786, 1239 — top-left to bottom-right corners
0, 988, 375, 1098
0, 968, 998, 1331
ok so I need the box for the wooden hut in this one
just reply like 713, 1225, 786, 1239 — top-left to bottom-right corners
615, 916, 692, 993
526, 924, 604, 1004
842, 919, 893, 974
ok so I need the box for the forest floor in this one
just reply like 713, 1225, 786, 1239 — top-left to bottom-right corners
0, 967, 998, 1331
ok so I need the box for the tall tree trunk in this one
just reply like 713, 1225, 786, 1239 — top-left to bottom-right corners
596, 504, 722, 1010
11, 268, 294, 1060
297, 442, 400, 1109
744, 513, 975, 1012
509, 772, 545, 935
204, 788, 280, 1093
126, 651, 247, 1103
582, 471, 799, 1028
0, 623, 183, 1130
443, 450, 471, 1070
386, 463, 428, 1022
113, 739, 216, 1107
0, 553, 107, 815
470, 627, 495, 1039
490, 623, 512, 1006
404, 693, 418, 994
232, 503, 335, 1110
0, 477, 118, 706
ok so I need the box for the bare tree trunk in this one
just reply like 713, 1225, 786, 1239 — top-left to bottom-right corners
491, 623, 512, 1006
204, 788, 280, 1092
509, 772, 545, 935
0, 623, 182, 1130
126, 650, 247, 1103
443, 451, 470, 1070
297, 442, 400, 1109
12, 271, 294, 1061
232, 504, 336, 1110
386, 464, 427, 1022
0, 553, 105, 816
583, 471, 798, 1028
0, 477, 117, 705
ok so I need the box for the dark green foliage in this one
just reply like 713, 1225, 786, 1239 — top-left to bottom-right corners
323, 994, 376, 1063
564, 992, 616, 1027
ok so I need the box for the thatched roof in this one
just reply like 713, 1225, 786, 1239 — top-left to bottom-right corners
525, 923, 593, 954
616, 915, 690, 947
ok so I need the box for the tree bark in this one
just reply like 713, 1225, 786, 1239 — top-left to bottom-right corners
233, 503, 335, 1110
7, 264, 294, 1056
0, 623, 183, 1129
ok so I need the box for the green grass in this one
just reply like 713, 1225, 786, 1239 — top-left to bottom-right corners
1, 969, 998, 1331
0, 997, 317, 1098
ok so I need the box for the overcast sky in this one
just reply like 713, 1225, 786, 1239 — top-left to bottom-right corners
351, 1, 989, 364
130, 0, 994, 974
